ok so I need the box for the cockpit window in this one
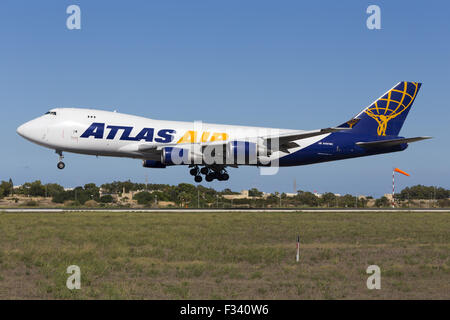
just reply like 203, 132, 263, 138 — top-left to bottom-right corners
45, 111, 57, 115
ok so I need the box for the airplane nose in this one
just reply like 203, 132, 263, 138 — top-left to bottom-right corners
17, 120, 43, 141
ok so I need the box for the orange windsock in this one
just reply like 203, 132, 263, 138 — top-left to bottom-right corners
394, 168, 410, 176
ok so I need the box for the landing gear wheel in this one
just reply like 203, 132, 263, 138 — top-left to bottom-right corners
57, 161, 65, 170
190, 168, 198, 176
221, 173, 229, 181
205, 174, 214, 182
200, 167, 209, 175
56, 150, 65, 170
194, 175, 202, 183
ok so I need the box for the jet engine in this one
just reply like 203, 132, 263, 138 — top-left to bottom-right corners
161, 147, 203, 165
142, 160, 166, 168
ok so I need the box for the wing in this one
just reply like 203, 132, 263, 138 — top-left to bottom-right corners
133, 127, 352, 157
264, 127, 351, 153
122, 143, 162, 161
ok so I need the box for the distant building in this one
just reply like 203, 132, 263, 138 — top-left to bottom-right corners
223, 190, 249, 200
313, 192, 322, 198
285, 193, 297, 198
384, 194, 394, 201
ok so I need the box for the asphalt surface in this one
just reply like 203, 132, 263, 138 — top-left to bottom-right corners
1, 208, 449, 213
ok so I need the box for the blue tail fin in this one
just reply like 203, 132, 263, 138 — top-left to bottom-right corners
339, 82, 422, 136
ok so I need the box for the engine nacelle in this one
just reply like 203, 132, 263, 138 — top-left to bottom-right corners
142, 160, 166, 168
161, 147, 202, 165
225, 141, 270, 165
161, 142, 271, 166
226, 141, 257, 164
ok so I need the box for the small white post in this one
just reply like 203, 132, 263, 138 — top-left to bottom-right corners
296, 235, 300, 262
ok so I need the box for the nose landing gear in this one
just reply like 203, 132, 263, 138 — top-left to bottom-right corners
56, 151, 65, 170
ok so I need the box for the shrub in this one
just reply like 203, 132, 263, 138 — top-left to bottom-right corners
25, 200, 38, 207
99, 195, 114, 203
84, 200, 98, 207
133, 191, 154, 205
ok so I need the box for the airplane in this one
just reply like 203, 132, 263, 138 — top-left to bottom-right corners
17, 81, 430, 183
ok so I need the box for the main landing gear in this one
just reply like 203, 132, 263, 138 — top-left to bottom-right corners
189, 165, 229, 183
56, 150, 65, 170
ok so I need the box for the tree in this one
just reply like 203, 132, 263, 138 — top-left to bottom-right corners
28, 180, 46, 197
99, 195, 114, 203
178, 191, 192, 206
133, 191, 153, 205
0, 180, 13, 197
399, 185, 449, 200
248, 188, 263, 197
358, 197, 368, 208
375, 196, 390, 207
340, 194, 357, 208
8, 178, 13, 195
297, 191, 319, 207
321, 192, 336, 207
221, 188, 237, 195
52, 192, 71, 204
45, 183, 65, 197
84, 183, 100, 200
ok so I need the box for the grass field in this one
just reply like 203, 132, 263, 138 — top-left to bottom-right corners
0, 210, 448, 299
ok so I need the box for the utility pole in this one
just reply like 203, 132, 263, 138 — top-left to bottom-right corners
430, 192, 432, 209
407, 192, 410, 208
433, 186, 436, 208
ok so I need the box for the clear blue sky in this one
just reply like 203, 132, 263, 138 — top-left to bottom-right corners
1, 1, 449, 197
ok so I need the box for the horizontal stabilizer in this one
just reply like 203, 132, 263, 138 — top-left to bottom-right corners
356, 136, 431, 148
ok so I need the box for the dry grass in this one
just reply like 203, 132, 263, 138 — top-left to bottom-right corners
0, 211, 448, 299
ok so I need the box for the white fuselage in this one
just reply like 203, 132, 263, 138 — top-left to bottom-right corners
17, 108, 326, 163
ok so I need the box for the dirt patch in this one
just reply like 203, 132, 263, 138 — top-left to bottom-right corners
0, 264, 50, 299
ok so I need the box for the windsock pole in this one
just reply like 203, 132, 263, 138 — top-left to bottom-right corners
392, 168, 410, 208
296, 235, 300, 262
392, 168, 395, 208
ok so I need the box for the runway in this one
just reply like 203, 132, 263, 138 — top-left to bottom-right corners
1, 208, 449, 213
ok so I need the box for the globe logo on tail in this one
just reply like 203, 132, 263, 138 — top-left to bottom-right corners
364, 82, 419, 136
